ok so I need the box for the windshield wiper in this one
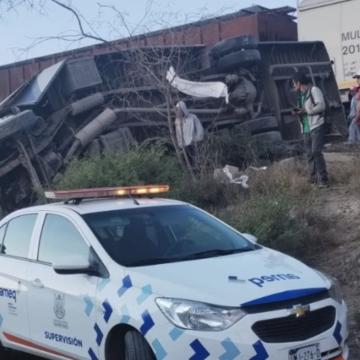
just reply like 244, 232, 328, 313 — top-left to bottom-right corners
124, 257, 185, 267
124, 248, 256, 267
184, 248, 255, 259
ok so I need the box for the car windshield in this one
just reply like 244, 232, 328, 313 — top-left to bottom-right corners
82, 205, 259, 267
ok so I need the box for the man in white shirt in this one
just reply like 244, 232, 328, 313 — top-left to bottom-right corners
175, 101, 204, 167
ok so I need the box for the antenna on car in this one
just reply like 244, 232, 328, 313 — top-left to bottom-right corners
128, 193, 140, 206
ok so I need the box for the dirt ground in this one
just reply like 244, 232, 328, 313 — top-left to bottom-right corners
298, 147, 360, 359
309, 187, 360, 359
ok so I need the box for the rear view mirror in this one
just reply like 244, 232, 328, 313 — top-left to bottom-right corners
53, 255, 99, 276
242, 233, 258, 244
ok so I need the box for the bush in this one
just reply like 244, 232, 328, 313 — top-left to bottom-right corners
218, 192, 300, 252
56, 142, 251, 208
197, 130, 260, 171
176, 174, 247, 209
217, 190, 332, 260
56, 144, 185, 193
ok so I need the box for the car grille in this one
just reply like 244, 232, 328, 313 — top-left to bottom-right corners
252, 306, 336, 343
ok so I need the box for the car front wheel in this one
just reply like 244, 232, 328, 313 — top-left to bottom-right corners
124, 331, 155, 360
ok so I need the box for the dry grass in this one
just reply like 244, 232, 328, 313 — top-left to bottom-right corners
327, 156, 360, 188
354, 310, 360, 332
185, 157, 312, 210
212, 157, 346, 261
183, 153, 359, 262
251, 152, 360, 195
248, 159, 310, 196
297, 204, 337, 256
217, 190, 336, 261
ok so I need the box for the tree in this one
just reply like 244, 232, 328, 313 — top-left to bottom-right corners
2, 0, 232, 179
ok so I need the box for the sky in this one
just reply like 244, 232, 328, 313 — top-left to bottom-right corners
0, 0, 298, 66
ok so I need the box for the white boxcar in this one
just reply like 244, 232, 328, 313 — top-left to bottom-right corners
298, 0, 360, 103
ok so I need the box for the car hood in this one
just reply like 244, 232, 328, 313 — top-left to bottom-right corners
125, 248, 330, 307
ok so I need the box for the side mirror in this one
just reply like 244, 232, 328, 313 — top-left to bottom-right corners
242, 233, 258, 244
53, 255, 99, 276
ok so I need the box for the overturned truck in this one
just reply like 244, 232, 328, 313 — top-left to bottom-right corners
0, 36, 346, 215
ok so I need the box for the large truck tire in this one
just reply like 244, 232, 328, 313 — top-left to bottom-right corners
211, 35, 258, 56
234, 117, 279, 135
253, 131, 286, 157
0, 110, 38, 141
218, 50, 261, 71
253, 131, 283, 143
99, 127, 135, 152
124, 331, 155, 360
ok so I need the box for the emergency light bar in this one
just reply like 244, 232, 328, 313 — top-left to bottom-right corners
45, 185, 170, 200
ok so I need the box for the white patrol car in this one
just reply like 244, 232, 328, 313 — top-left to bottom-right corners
0, 185, 349, 360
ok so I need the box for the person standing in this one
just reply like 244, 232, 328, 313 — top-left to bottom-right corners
348, 86, 358, 105
175, 101, 204, 167
349, 70, 360, 143
292, 72, 330, 188
347, 85, 360, 144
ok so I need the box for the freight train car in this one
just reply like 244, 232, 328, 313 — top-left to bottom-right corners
0, 5, 297, 101
298, 0, 360, 105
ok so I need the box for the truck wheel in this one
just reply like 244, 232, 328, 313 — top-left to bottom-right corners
253, 131, 282, 143
0, 110, 38, 141
0, 342, 11, 359
124, 331, 155, 360
253, 131, 286, 157
218, 50, 261, 71
99, 127, 135, 152
211, 35, 258, 56
234, 117, 279, 135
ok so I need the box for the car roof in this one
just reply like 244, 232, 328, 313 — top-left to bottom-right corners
10, 198, 187, 216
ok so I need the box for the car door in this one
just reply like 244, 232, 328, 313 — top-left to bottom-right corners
0, 213, 38, 350
27, 212, 99, 360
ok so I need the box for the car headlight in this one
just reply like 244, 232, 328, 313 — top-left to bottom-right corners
315, 270, 343, 304
155, 298, 245, 331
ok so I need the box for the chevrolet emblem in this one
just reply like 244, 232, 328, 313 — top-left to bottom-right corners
288, 304, 310, 318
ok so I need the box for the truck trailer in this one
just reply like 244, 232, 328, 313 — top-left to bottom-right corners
0, 5, 297, 102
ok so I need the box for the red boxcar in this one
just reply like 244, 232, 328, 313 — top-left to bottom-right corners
0, 5, 297, 101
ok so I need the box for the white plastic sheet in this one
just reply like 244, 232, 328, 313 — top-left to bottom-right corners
166, 66, 229, 103
223, 167, 249, 189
